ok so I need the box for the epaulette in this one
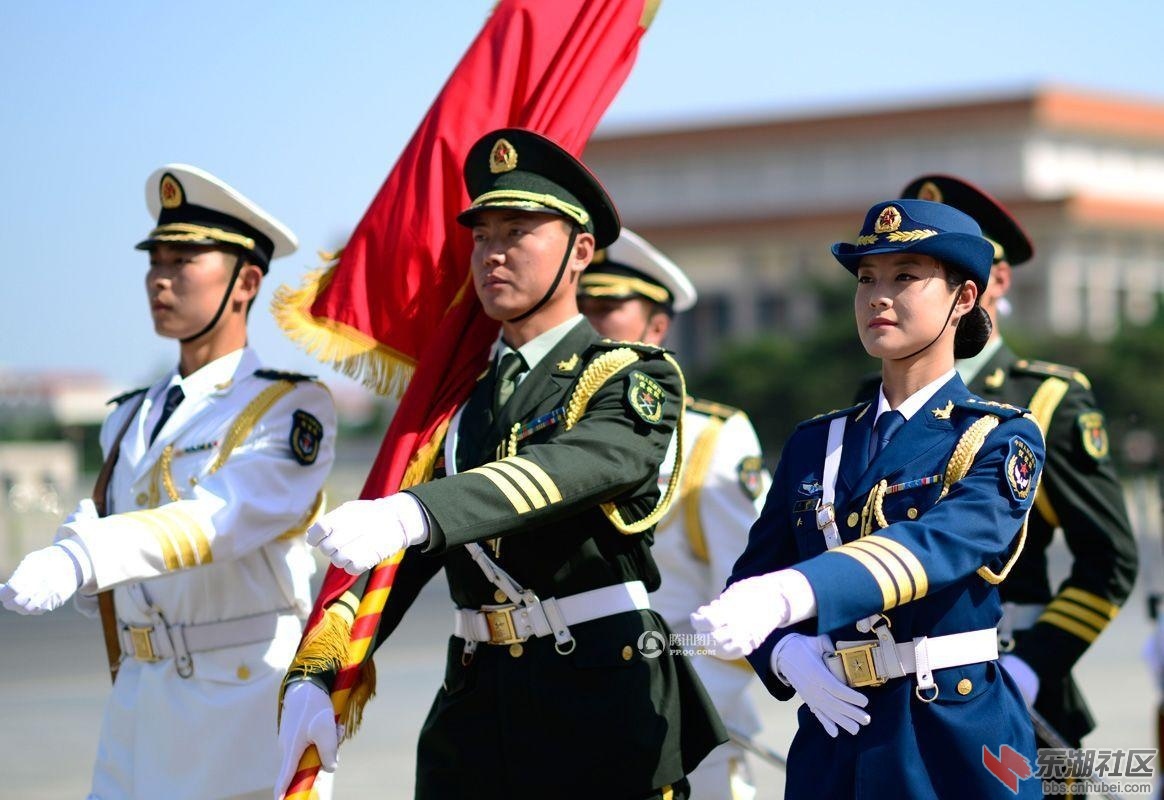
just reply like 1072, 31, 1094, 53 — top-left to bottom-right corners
588, 338, 670, 357
955, 396, 1027, 420
685, 395, 742, 421
1012, 359, 1091, 390
796, 402, 870, 429
253, 368, 316, 382
106, 387, 147, 406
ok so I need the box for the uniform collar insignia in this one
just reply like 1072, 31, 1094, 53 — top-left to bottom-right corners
984, 368, 1005, 389
556, 353, 579, 372
931, 400, 954, 420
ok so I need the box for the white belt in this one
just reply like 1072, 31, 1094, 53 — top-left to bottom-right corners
119, 608, 293, 676
454, 581, 649, 646
825, 628, 998, 697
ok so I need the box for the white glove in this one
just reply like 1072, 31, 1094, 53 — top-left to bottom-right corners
307, 492, 430, 576
772, 633, 871, 737
0, 544, 86, 615
691, 569, 812, 659
1000, 653, 1040, 706
275, 681, 340, 800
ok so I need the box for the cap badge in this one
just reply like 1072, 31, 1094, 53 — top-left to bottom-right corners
917, 181, 943, 203
489, 138, 518, 174
873, 205, 902, 233
160, 173, 184, 209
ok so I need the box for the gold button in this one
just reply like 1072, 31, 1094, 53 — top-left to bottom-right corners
956, 678, 973, 695
236, 664, 251, 680
188, 476, 198, 487
508, 643, 523, 658
846, 512, 859, 528
135, 492, 148, 506
494, 589, 508, 603
621, 645, 633, 661
907, 507, 919, 520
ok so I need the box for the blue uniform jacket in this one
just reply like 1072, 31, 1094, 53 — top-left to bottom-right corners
731, 375, 1046, 799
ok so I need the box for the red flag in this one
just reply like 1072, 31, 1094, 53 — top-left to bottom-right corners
274, 0, 661, 628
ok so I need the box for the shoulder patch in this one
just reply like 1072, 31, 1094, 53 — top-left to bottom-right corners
290, 409, 324, 465
107, 387, 147, 406
796, 402, 870, 430
737, 455, 765, 500
254, 368, 316, 383
957, 397, 1026, 420
1077, 410, 1111, 461
686, 395, 741, 421
1006, 436, 1038, 502
1012, 359, 1091, 390
625, 370, 666, 425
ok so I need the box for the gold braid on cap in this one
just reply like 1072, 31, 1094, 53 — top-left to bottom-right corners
579, 274, 671, 304
468, 189, 590, 227
564, 348, 686, 534
147, 222, 256, 252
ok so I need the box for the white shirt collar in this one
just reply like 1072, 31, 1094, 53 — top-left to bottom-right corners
160, 347, 257, 401
874, 368, 957, 424
497, 314, 584, 378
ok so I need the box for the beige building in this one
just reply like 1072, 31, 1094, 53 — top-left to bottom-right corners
584, 87, 1164, 366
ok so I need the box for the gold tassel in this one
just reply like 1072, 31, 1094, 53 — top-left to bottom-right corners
269, 262, 417, 398
400, 418, 452, 490
279, 601, 355, 719
338, 659, 377, 741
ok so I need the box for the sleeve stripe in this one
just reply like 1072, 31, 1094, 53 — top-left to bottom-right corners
859, 535, 929, 600
831, 547, 897, 610
125, 511, 181, 571
487, 460, 548, 509
1057, 587, 1119, 619
155, 507, 213, 567
1038, 609, 1100, 643
1042, 599, 1109, 632
505, 456, 563, 503
846, 539, 915, 604
466, 465, 532, 514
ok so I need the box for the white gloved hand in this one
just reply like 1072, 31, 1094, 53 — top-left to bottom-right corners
307, 493, 430, 576
0, 544, 85, 615
275, 681, 340, 800
690, 570, 802, 658
772, 633, 871, 737
1000, 653, 1040, 706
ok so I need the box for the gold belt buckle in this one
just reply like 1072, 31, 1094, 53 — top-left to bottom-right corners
484, 605, 526, 645
835, 642, 886, 688
128, 625, 160, 662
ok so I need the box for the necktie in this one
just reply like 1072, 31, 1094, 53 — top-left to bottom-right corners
149, 384, 185, 444
870, 410, 905, 462
493, 351, 526, 417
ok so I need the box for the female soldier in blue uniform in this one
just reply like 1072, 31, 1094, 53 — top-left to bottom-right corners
693, 199, 1046, 799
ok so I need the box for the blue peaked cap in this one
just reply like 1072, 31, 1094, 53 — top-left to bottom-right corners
831, 199, 994, 288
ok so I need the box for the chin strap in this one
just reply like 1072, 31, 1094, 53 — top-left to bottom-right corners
180, 254, 245, 344
506, 226, 579, 324
891, 284, 963, 363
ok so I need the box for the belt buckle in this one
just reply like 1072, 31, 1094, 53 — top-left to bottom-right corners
128, 625, 161, 662
815, 501, 835, 530
835, 642, 886, 688
484, 605, 526, 645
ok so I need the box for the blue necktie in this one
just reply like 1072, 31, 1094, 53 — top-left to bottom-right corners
149, 384, 185, 444
870, 410, 905, 461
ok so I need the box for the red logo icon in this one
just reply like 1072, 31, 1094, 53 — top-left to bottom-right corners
983, 744, 1032, 794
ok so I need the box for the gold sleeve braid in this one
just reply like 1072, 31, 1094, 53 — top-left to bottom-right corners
564, 348, 687, 535
1026, 376, 1070, 528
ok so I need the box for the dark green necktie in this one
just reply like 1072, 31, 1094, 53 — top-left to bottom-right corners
493, 351, 527, 417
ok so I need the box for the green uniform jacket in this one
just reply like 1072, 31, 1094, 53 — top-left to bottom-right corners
378, 319, 725, 799
969, 343, 1138, 744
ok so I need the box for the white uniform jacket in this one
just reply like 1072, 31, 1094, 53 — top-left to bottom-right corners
654, 398, 770, 796
60, 347, 335, 800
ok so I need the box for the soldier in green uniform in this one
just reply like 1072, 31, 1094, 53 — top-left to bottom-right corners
277, 128, 725, 800
899, 174, 1139, 749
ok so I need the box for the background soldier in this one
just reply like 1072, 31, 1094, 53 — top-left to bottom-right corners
277, 129, 725, 800
579, 228, 768, 800
0, 165, 337, 799
900, 174, 1139, 749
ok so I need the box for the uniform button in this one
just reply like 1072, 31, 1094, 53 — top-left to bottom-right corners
621, 645, 633, 661
907, 508, 919, 520
236, 664, 251, 680
493, 589, 508, 603
956, 678, 973, 695
135, 492, 148, 506
189, 477, 198, 487
846, 512, 859, 528
508, 643, 524, 658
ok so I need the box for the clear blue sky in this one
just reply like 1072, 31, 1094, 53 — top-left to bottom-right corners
3, 1, 1162, 388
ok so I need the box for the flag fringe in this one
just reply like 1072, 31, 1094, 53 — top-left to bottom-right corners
270, 262, 416, 398
338, 659, 376, 741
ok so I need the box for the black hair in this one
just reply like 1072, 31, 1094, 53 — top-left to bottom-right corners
943, 266, 992, 359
